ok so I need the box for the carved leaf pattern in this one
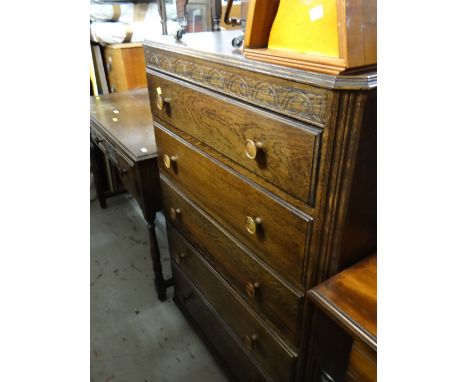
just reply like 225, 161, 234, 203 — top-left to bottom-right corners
206, 69, 225, 89
251, 82, 278, 108
146, 51, 327, 125
227, 75, 249, 98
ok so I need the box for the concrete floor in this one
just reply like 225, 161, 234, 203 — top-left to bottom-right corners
91, 194, 230, 382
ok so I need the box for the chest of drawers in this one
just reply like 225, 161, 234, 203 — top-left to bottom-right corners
144, 30, 376, 382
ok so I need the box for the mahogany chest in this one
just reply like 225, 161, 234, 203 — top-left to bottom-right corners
144, 30, 376, 382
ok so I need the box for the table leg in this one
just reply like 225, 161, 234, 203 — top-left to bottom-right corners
90, 142, 107, 209
146, 221, 168, 301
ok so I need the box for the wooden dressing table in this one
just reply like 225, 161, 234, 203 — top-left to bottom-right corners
90, 88, 172, 301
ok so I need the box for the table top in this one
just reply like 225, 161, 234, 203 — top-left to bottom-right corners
308, 254, 377, 351
90, 88, 156, 161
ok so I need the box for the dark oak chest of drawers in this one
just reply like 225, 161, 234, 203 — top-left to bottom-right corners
144, 31, 376, 382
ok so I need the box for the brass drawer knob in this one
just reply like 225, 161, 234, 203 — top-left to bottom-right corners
245, 139, 263, 160
175, 252, 186, 264
156, 87, 171, 111
245, 216, 262, 234
163, 154, 177, 169
245, 281, 260, 298
169, 207, 181, 220
244, 333, 259, 351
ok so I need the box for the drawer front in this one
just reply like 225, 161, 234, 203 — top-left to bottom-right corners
170, 237, 297, 382
104, 48, 125, 79
163, 177, 302, 345
173, 266, 272, 382
148, 71, 321, 204
156, 126, 312, 286
144, 47, 331, 126
90, 127, 139, 199
116, 153, 139, 200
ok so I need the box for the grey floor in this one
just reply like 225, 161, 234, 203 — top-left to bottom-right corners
91, 194, 230, 382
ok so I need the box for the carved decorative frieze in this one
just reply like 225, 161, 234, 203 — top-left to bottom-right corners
145, 48, 329, 126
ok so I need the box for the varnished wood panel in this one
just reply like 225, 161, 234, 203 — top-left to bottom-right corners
104, 44, 147, 92
345, 339, 376, 382
338, 92, 377, 271
104, 46, 124, 84
244, 0, 280, 49
161, 183, 303, 345
121, 46, 148, 89
308, 255, 376, 350
148, 71, 321, 204
144, 48, 332, 127
144, 31, 377, 382
170, 236, 298, 382
156, 125, 313, 286
90, 88, 156, 161
173, 266, 273, 382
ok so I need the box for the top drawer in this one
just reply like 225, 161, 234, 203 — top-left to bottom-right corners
147, 71, 322, 204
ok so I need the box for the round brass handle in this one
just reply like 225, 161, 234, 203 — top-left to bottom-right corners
163, 154, 177, 169
245, 139, 263, 160
156, 87, 171, 111
169, 207, 181, 220
245, 281, 260, 298
245, 216, 262, 235
244, 333, 259, 351
118, 168, 128, 177
175, 252, 186, 264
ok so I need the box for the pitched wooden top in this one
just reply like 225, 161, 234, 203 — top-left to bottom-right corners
90, 88, 157, 161
308, 254, 377, 351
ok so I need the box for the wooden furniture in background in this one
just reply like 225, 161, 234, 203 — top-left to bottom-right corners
90, 89, 173, 301
104, 43, 148, 93
243, 0, 376, 75
144, 30, 376, 381
308, 254, 377, 382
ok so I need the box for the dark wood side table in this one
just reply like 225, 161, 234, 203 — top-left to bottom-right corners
307, 255, 377, 382
90, 88, 173, 301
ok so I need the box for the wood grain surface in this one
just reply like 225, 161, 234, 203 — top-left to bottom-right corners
162, 180, 303, 346
145, 31, 377, 382
156, 125, 313, 287
308, 254, 376, 350
170, 236, 298, 382
173, 265, 273, 382
148, 71, 321, 203
104, 44, 147, 92
90, 88, 156, 161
